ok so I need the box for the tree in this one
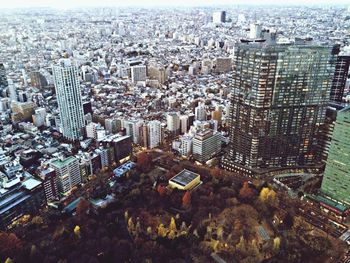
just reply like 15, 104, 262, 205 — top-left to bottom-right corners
239, 182, 255, 200
157, 224, 167, 237
273, 237, 281, 251
76, 198, 90, 216
182, 191, 191, 208
74, 225, 81, 238
259, 187, 277, 204
210, 167, 223, 178
0, 232, 21, 254
157, 184, 167, 196
137, 152, 151, 172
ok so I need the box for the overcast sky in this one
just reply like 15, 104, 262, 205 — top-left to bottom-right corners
1, 0, 349, 9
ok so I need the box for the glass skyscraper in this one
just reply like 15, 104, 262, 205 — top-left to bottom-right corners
222, 43, 336, 176
321, 107, 350, 205
53, 59, 85, 141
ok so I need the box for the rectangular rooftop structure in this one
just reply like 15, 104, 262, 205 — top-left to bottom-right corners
168, 169, 201, 191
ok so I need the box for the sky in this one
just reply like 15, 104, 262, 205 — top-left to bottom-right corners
0, 0, 349, 9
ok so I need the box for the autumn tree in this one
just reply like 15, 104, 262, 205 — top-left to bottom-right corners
210, 167, 223, 178
182, 191, 191, 208
239, 181, 255, 200
76, 198, 90, 217
157, 184, 167, 196
0, 232, 21, 255
137, 152, 151, 172
259, 187, 277, 204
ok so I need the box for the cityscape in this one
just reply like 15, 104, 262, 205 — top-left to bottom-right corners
0, 1, 350, 263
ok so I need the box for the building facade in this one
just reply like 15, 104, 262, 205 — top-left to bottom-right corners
222, 43, 335, 176
50, 156, 81, 195
148, 120, 162, 149
52, 59, 85, 141
193, 129, 221, 163
330, 54, 350, 102
321, 107, 350, 205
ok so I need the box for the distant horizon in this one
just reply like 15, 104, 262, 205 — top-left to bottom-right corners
0, 0, 349, 10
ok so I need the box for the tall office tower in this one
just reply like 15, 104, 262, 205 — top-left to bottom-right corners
148, 120, 162, 149
167, 112, 180, 136
195, 102, 206, 121
180, 115, 189, 134
131, 65, 147, 83
123, 119, 143, 144
222, 43, 335, 176
330, 53, 350, 102
139, 123, 149, 148
52, 59, 85, 141
0, 63, 7, 89
7, 80, 17, 102
50, 156, 81, 195
321, 107, 350, 205
212, 11, 226, 23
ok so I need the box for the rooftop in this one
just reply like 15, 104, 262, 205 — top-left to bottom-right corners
50, 156, 77, 169
169, 169, 200, 187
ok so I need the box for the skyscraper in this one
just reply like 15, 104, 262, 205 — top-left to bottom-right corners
321, 107, 350, 205
53, 59, 85, 141
0, 63, 7, 89
222, 43, 335, 176
148, 120, 162, 149
330, 53, 350, 102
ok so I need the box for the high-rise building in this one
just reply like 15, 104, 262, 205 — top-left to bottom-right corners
0, 63, 7, 89
148, 120, 162, 149
330, 53, 350, 102
167, 112, 180, 136
195, 102, 206, 121
52, 59, 85, 141
131, 65, 147, 83
50, 156, 81, 195
193, 129, 222, 163
222, 43, 335, 176
214, 57, 232, 73
321, 107, 350, 205
212, 11, 226, 23
249, 23, 262, 39
180, 115, 189, 134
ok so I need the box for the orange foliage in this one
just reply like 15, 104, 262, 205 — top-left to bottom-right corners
239, 181, 255, 200
0, 232, 21, 254
157, 185, 167, 196
137, 152, 150, 172
182, 191, 191, 207
210, 167, 223, 178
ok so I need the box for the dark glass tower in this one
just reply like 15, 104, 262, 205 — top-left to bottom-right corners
222, 43, 336, 176
330, 54, 350, 102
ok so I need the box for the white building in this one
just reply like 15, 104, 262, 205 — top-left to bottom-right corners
212, 11, 226, 23
50, 156, 81, 195
167, 112, 180, 135
195, 102, 206, 121
249, 23, 262, 39
52, 59, 85, 140
86, 122, 98, 139
179, 136, 193, 157
180, 115, 189, 134
148, 120, 162, 149
131, 65, 147, 83
123, 119, 143, 144
192, 129, 222, 163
